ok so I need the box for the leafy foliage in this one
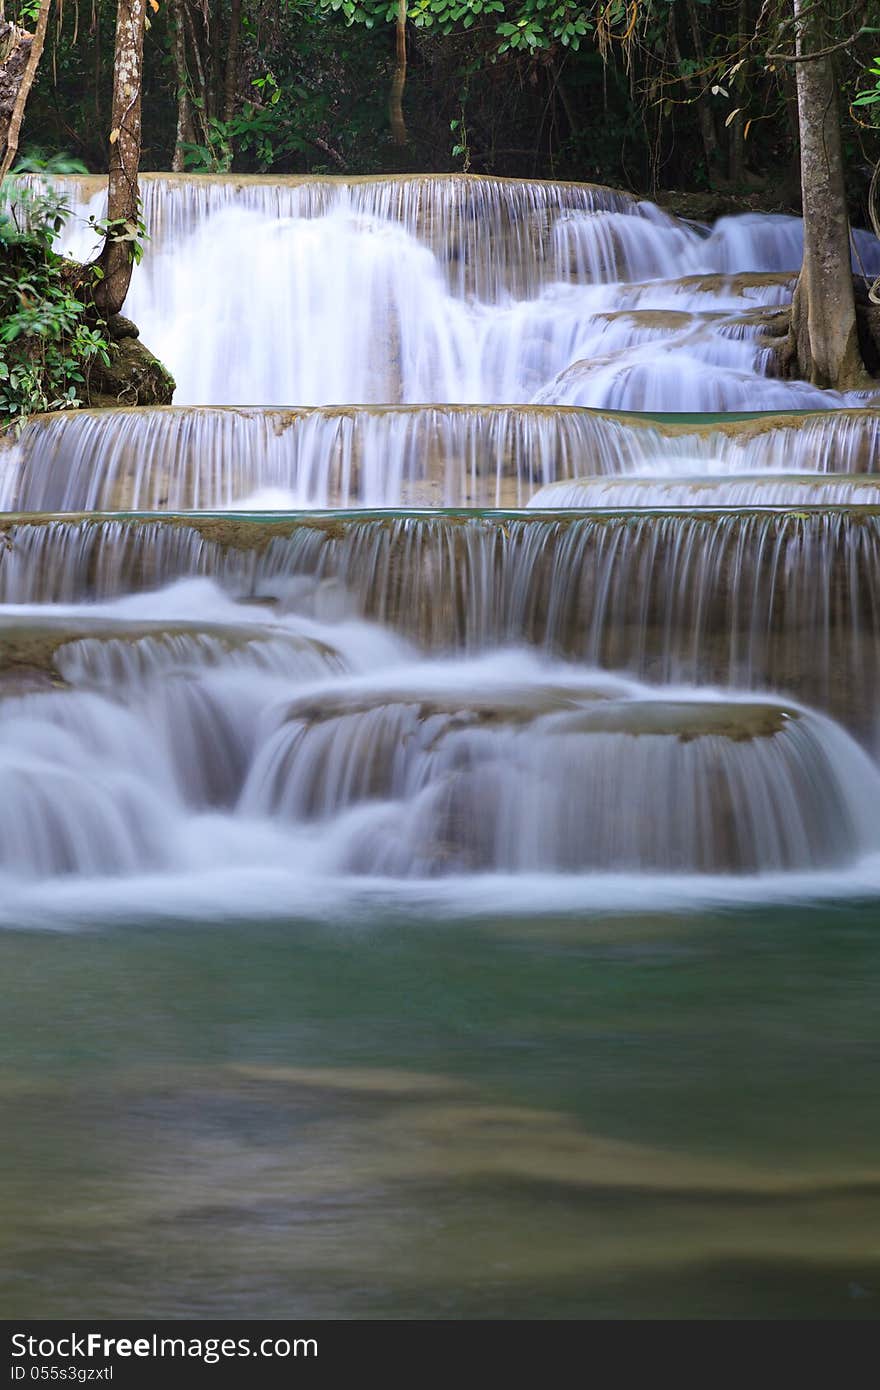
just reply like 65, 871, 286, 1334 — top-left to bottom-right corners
323, 0, 592, 51
0, 159, 110, 430
854, 56, 880, 116
5, 0, 880, 198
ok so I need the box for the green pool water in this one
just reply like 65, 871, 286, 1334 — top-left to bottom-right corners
1, 901, 879, 1320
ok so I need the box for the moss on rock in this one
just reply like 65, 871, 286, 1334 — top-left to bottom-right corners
85, 316, 176, 408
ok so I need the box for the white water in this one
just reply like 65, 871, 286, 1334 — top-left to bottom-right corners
51, 174, 880, 413
5, 173, 880, 919
6, 406, 880, 512
529, 473, 880, 509
4, 578, 880, 925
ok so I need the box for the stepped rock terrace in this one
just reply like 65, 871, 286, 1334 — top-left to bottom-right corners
5, 405, 880, 512
2, 506, 879, 739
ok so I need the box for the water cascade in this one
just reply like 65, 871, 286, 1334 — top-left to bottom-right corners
2, 578, 879, 892
49, 173, 880, 411
528, 473, 880, 508
2, 506, 879, 740
5, 173, 880, 918
6, 405, 880, 512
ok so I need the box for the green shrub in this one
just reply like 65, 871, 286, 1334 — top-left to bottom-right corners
0, 157, 111, 432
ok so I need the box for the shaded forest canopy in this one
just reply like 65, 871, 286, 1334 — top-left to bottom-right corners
3, 0, 880, 414
3, 0, 879, 217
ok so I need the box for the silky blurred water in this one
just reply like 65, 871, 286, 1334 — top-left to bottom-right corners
6, 172, 880, 1321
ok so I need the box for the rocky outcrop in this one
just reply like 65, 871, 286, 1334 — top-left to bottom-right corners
654, 189, 798, 223
85, 314, 176, 408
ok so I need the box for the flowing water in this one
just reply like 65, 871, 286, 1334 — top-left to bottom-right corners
3, 174, 880, 1318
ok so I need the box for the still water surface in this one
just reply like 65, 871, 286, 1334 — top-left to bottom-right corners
2, 903, 878, 1319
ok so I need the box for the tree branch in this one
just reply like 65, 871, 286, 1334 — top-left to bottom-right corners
766, 31, 864, 62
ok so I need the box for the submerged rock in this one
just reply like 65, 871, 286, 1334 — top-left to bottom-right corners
0, 615, 338, 685
242, 683, 869, 875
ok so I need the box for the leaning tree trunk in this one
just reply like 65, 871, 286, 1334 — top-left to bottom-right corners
94, 0, 146, 317
789, 0, 867, 389
0, 2, 51, 183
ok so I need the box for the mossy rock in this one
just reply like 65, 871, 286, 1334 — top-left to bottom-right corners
654, 189, 798, 222
86, 320, 175, 408
106, 314, 140, 342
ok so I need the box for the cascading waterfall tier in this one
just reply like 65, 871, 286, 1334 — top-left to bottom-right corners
5, 406, 880, 513
40, 172, 880, 411
53, 172, 880, 289
2, 609, 878, 890
6, 174, 880, 913
54, 172, 642, 300
529, 473, 880, 509
2, 508, 879, 739
241, 684, 873, 876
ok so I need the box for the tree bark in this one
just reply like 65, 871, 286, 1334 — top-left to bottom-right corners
789, 0, 868, 389
170, 0, 194, 172
224, 0, 241, 125
94, 0, 146, 317
184, 0, 211, 144
0, 3, 51, 183
728, 0, 748, 184
389, 0, 407, 146
683, 0, 721, 182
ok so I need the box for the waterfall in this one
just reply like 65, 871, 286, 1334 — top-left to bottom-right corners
6, 405, 880, 513
52, 172, 643, 297
2, 509, 879, 743
42, 172, 880, 411
3, 616, 879, 891
5, 173, 880, 917
528, 474, 880, 508
703, 213, 880, 276
239, 683, 876, 875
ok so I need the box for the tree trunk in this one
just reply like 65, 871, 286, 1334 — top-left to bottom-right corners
789, 0, 868, 389
94, 0, 146, 317
0, 3, 51, 183
728, 0, 748, 184
170, 0, 193, 172
184, 0, 211, 145
224, 0, 241, 125
683, 0, 721, 182
389, 0, 407, 146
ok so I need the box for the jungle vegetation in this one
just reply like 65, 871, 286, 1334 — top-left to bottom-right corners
1, 0, 880, 408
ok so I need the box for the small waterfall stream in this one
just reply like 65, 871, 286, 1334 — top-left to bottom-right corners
4, 173, 880, 919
